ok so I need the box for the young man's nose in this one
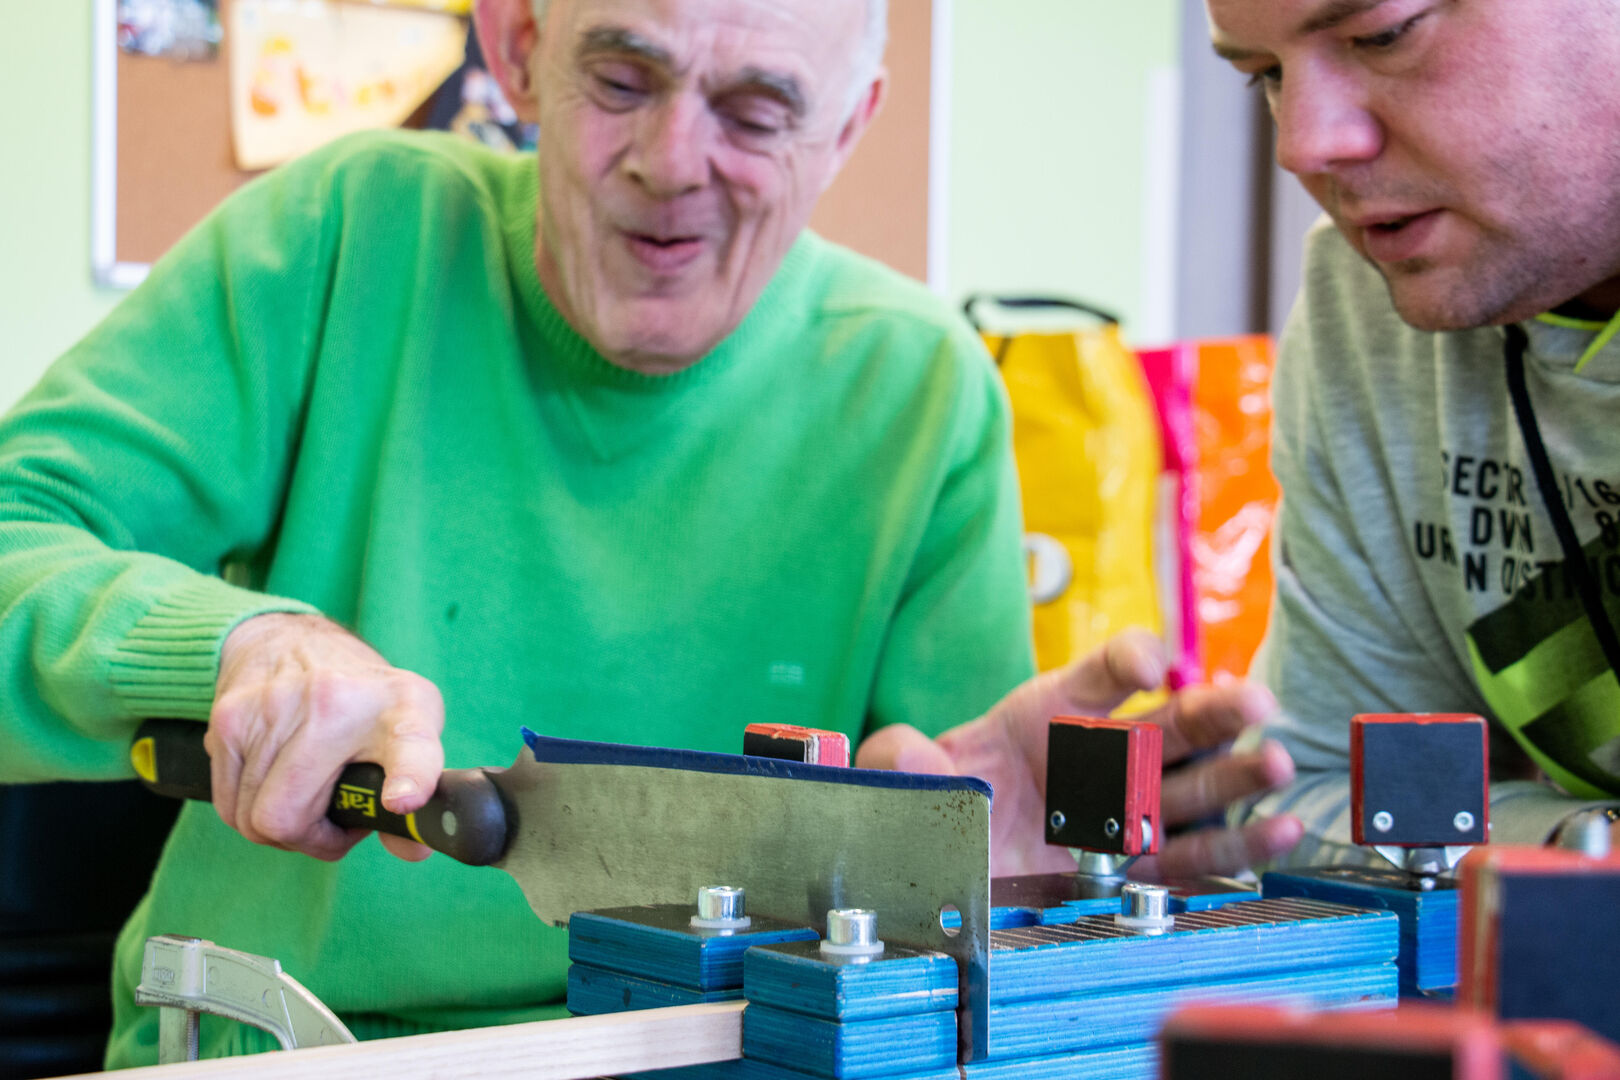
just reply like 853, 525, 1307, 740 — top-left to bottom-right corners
1273, 70, 1384, 179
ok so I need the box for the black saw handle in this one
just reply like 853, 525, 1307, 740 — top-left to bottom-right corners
130, 718, 511, 866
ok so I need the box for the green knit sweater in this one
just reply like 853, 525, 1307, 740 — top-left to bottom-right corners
0, 132, 1034, 1065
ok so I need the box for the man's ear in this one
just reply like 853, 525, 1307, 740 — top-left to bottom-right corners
473, 0, 542, 124
822, 69, 888, 192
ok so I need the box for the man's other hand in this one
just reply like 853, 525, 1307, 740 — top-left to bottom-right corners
205, 613, 445, 862
855, 630, 1304, 878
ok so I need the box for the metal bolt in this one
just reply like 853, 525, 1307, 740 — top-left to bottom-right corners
696, 886, 746, 922
690, 886, 752, 930
1453, 811, 1475, 833
1113, 883, 1175, 935
1372, 811, 1394, 833
1121, 883, 1169, 922
826, 909, 879, 948
1104, 817, 1121, 838
1049, 810, 1067, 832
821, 908, 885, 957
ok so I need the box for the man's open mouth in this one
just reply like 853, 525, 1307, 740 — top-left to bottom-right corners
1369, 214, 1423, 234
1357, 209, 1443, 263
632, 233, 700, 248
623, 231, 708, 272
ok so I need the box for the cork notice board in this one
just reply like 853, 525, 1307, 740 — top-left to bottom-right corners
92, 0, 940, 289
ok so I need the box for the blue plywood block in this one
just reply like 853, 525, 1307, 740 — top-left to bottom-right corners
989, 897, 1399, 1004
733, 1061, 959, 1080
1169, 880, 1260, 912
960, 1043, 1157, 1080
1058, 883, 1259, 918
984, 874, 1257, 924
567, 963, 741, 1016
743, 941, 958, 1021
742, 1003, 957, 1079
985, 964, 1396, 1059
569, 906, 819, 992
1262, 867, 1458, 996
1051, 896, 1120, 918
1031, 905, 1081, 926
940, 906, 1042, 931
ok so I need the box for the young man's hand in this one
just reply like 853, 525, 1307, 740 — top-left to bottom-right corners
856, 630, 1304, 877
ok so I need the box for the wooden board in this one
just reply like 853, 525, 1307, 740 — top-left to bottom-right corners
52, 1001, 744, 1080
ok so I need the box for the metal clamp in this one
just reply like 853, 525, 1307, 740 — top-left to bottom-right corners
135, 935, 355, 1064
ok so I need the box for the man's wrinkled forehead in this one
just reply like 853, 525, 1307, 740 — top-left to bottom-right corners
1208, 0, 1398, 58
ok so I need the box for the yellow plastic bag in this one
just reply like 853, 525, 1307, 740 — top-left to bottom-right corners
965, 296, 1165, 676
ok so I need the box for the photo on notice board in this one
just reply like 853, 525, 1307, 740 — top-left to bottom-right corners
229, 0, 467, 170
423, 24, 539, 153
118, 0, 221, 61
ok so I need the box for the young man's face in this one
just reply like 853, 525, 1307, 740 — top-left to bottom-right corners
1208, 0, 1620, 330
529, 0, 877, 372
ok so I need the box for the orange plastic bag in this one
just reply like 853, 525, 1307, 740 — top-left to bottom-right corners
1141, 336, 1280, 683
1191, 336, 1279, 682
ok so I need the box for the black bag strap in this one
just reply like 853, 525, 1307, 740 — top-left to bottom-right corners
961, 295, 1122, 367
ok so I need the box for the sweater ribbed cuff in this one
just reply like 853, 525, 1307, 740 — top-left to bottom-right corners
107, 577, 317, 719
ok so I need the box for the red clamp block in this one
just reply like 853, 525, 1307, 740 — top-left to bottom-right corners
1501, 1021, 1620, 1080
1351, 713, 1490, 846
1459, 845, 1620, 1046
741, 723, 850, 767
1044, 716, 1162, 855
1160, 1002, 1503, 1079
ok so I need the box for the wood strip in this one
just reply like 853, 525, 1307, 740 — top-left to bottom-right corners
53, 1002, 745, 1080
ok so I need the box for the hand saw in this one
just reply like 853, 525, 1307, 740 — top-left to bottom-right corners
131, 720, 994, 1059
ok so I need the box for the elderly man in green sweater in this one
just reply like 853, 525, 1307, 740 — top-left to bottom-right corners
0, 0, 1294, 1064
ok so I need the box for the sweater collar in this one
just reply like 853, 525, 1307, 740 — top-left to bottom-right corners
1523, 309, 1620, 383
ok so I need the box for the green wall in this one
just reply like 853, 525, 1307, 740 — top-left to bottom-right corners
0, 2, 1180, 411
947, 1, 1179, 339
2, 4, 123, 412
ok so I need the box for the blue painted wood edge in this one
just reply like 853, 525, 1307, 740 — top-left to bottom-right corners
520, 728, 993, 800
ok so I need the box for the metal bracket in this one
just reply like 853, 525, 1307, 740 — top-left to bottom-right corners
1071, 822, 1152, 882
1370, 844, 1473, 889
134, 935, 355, 1063
1072, 850, 1138, 881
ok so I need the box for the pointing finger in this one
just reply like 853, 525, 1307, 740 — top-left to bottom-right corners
1152, 814, 1305, 879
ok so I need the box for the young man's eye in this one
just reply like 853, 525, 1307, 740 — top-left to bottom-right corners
1351, 13, 1426, 51
1244, 65, 1282, 90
